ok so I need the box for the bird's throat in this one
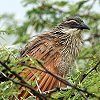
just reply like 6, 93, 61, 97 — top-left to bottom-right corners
57, 29, 83, 75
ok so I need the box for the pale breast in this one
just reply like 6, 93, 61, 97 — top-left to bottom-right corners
57, 30, 83, 75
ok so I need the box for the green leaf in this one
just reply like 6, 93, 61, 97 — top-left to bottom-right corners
54, 1, 68, 6
0, 30, 15, 34
77, 0, 88, 9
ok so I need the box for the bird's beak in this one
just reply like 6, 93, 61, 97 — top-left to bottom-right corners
80, 22, 90, 30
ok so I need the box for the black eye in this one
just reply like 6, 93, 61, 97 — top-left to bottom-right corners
64, 20, 79, 28
69, 21, 79, 25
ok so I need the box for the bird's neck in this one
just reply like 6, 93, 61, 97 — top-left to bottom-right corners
53, 28, 83, 75
51, 27, 83, 47
60, 28, 83, 55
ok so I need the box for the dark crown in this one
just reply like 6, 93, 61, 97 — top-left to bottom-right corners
59, 16, 90, 30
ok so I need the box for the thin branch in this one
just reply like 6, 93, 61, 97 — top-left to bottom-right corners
80, 61, 100, 82
0, 61, 47, 100
80, 91, 88, 100
19, 62, 45, 73
44, 87, 60, 94
1, 72, 46, 100
44, 67, 100, 99
0, 60, 100, 99
0, 61, 26, 84
19, 61, 100, 99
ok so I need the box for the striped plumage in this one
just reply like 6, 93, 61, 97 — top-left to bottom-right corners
12, 16, 89, 99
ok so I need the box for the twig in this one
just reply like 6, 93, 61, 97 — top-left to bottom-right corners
19, 61, 100, 99
80, 61, 100, 82
44, 87, 60, 94
44, 67, 100, 99
0, 61, 47, 100
19, 62, 45, 73
1, 60, 100, 99
80, 91, 88, 100
1, 72, 46, 100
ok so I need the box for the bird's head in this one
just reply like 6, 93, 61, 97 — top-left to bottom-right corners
58, 16, 90, 31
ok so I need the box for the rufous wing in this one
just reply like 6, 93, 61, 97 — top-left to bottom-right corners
14, 32, 63, 99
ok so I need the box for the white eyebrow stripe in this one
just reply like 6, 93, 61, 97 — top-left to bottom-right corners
65, 20, 79, 24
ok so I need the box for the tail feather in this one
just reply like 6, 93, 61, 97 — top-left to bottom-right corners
47, 77, 57, 91
14, 68, 63, 99
41, 75, 53, 92
53, 80, 60, 89
18, 90, 27, 99
27, 70, 41, 81
18, 73, 61, 99
35, 74, 49, 91
19, 69, 41, 91
17, 69, 41, 99
25, 69, 37, 79
20, 68, 31, 77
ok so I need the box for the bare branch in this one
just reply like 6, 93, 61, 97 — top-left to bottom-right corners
80, 61, 100, 82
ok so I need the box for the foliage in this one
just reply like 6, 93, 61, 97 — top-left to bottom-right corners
0, 81, 19, 99
0, 0, 100, 99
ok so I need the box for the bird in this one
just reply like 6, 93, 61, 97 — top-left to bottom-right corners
11, 16, 90, 99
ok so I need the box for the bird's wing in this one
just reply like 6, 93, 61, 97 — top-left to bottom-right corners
16, 32, 63, 99
21, 32, 61, 72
